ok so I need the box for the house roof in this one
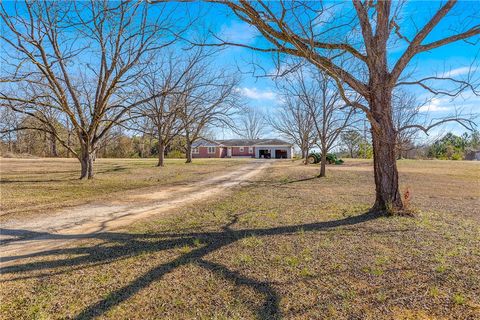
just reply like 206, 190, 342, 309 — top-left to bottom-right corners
215, 139, 292, 146
191, 138, 223, 147
192, 138, 292, 147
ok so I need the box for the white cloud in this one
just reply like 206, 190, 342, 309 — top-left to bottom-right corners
237, 87, 278, 101
419, 97, 450, 112
418, 91, 480, 113
441, 67, 474, 78
219, 21, 259, 45
457, 92, 480, 109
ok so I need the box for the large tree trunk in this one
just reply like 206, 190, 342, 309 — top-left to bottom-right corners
50, 133, 58, 157
157, 140, 165, 167
79, 144, 95, 179
319, 147, 327, 177
185, 141, 192, 163
370, 92, 403, 213
43, 131, 48, 157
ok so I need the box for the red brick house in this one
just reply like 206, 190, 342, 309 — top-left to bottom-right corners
192, 139, 293, 159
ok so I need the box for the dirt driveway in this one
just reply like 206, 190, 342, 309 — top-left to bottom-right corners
0, 161, 270, 265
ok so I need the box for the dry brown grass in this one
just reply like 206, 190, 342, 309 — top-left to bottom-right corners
0, 159, 479, 319
0, 157, 248, 219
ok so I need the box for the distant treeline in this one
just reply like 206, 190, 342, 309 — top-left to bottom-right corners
337, 130, 480, 160
2, 125, 479, 161
0, 126, 186, 159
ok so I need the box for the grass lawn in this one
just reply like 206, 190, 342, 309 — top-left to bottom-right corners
0, 157, 249, 219
1, 159, 479, 319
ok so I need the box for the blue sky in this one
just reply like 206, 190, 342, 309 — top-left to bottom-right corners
1, 1, 478, 142
198, 1, 479, 140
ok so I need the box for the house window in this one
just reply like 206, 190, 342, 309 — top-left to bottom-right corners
248, 147, 253, 153
239, 147, 244, 152
192, 147, 199, 154
208, 146, 215, 154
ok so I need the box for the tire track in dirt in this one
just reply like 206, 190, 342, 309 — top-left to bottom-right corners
0, 161, 270, 265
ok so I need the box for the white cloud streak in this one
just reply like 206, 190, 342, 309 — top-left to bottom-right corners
419, 97, 450, 112
441, 67, 475, 78
237, 87, 278, 101
219, 21, 259, 45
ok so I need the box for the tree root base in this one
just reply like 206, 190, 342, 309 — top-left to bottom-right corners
368, 206, 417, 217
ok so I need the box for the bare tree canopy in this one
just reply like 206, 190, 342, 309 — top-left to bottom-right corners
177, 56, 241, 163
234, 106, 267, 140
130, 48, 212, 167
200, 0, 480, 212
0, 0, 187, 178
277, 66, 356, 176
268, 89, 316, 160
391, 89, 425, 159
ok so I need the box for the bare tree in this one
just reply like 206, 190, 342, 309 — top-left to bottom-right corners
180, 68, 241, 163
0, 107, 20, 154
234, 106, 266, 140
268, 94, 316, 161
131, 50, 207, 167
392, 89, 423, 159
130, 117, 156, 158
341, 130, 363, 158
198, 0, 479, 211
0, 1, 184, 178
279, 67, 355, 176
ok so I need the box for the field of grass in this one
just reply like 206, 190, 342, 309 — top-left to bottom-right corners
1, 159, 479, 319
0, 158, 248, 219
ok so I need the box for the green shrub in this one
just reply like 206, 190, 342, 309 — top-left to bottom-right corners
358, 142, 373, 159
451, 153, 463, 160
166, 150, 185, 159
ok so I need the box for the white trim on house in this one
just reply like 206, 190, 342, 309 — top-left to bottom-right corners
207, 146, 216, 154
195, 145, 293, 148
239, 147, 244, 152
253, 144, 292, 147
192, 147, 199, 154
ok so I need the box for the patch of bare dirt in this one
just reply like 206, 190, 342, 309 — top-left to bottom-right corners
0, 161, 270, 264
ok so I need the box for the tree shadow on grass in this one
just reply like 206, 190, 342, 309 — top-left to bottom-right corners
0, 211, 381, 319
239, 177, 319, 190
0, 166, 128, 184
0, 178, 79, 183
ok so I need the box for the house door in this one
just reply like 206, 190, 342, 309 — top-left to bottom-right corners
227, 147, 232, 157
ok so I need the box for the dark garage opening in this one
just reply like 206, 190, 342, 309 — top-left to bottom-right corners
259, 149, 271, 159
275, 150, 287, 159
